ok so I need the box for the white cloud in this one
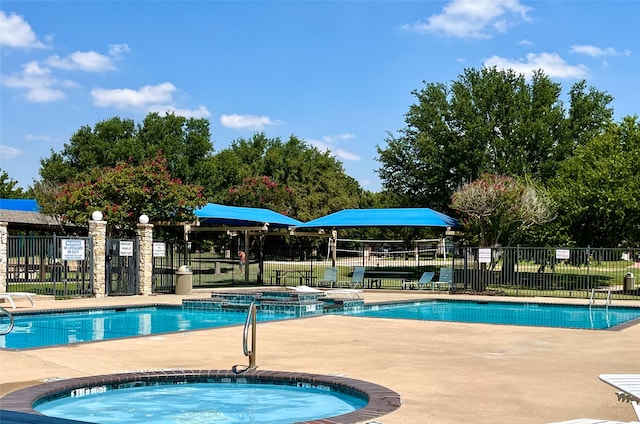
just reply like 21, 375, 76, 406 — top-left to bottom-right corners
0, 61, 77, 102
0, 11, 48, 48
484, 52, 588, 79
570, 44, 618, 57
45, 44, 129, 72
518, 39, 533, 46
24, 134, 55, 142
404, 0, 531, 39
308, 133, 361, 161
46, 51, 116, 72
148, 105, 211, 119
108, 43, 131, 58
91, 82, 176, 108
220, 114, 280, 130
91, 83, 210, 118
0, 145, 23, 160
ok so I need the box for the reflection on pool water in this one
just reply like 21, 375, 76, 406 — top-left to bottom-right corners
35, 382, 368, 424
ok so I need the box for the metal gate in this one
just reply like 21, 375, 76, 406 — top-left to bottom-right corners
105, 238, 138, 295
152, 240, 186, 293
6, 235, 93, 297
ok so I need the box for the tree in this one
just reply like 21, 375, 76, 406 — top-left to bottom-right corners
38, 154, 206, 236
550, 116, 640, 246
0, 169, 26, 198
377, 67, 613, 213
225, 176, 295, 216
210, 133, 363, 221
39, 112, 214, 187
451, 174, 555, 247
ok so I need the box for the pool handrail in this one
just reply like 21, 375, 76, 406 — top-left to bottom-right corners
243, 301, 257, 369
0, 306, 14, 335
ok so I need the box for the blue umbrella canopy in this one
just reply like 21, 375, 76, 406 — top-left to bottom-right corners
293, 208, 461, 229
194, 203, 302, 229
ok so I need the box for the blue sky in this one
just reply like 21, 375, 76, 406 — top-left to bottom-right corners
1, 1, 638, 193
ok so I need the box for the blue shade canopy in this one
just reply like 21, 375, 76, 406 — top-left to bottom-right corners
0, 199, 40, 212
293, 208, 461, 229
194, 203, 303, 228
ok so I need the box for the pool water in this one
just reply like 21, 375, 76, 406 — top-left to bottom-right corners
2, 300, 639, 349
1, 306, 288, 349
35, 382, 367, 424
344, 300, 640, 329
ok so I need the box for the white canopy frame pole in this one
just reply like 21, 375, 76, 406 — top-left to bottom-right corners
244, 230, 250, 282
331, 229, 338, 267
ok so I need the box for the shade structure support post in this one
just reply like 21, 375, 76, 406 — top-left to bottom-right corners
331, 230, 337, 267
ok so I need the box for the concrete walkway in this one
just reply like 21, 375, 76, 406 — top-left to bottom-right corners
1, 290, 639, 423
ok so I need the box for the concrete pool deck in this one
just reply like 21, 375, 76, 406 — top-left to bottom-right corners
1, 290, 639, 424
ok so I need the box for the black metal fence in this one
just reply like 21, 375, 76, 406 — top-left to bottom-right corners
453, 246, 640, 300
5, 235, 638, 302
182, 244, 639, 301
5, 235, 93, 297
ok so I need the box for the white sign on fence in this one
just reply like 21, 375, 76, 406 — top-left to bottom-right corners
556, 249, 570, 260
478, 248, 492, 263
153, 242, 166, 257
119, 241, 134, 257
62, 239, 85, 261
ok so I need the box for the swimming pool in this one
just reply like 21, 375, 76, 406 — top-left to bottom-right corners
3, 370, 401, 424
0, 305, 289, 350
1, 299, 639, 349
343, 300, 640, 329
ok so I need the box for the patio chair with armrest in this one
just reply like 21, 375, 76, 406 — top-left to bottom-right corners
316, 267, 338, 288
402, 271, 434, 290
0, 292, 35, 309
435, 267, 453, 291
347, 266, 366, 289
599, 374, 640, 421
418, 271, 436, 290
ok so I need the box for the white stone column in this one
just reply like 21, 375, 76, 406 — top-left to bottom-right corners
89, 216, 107, 298
0, 222, 7, 293
137, 221, 154, 295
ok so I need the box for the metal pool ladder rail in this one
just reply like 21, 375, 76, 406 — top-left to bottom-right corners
0, 306, 14, 335
589, 288, 612, 310
243, 301, 257, 369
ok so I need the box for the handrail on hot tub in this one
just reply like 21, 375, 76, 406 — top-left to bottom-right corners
243, 301, 257, 369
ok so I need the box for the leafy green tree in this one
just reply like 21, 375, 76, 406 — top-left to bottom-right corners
225, 176, 295, 216
0, 169, 26, 198
38, 154, 206, 236
209, 133, 363, 221
451, 173, 555, 247
377, 67, 613, 213
39, 113, 214, 187
550, 116, 640, 246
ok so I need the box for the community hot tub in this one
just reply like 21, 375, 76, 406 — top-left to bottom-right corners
1, 369, 402, 424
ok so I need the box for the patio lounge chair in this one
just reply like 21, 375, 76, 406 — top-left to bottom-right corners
401, 271, 433, 290
325, 288, 363, 299
316, 267, 338, 287
287, 286, 326, 296
348, 266, 366, 288
0, 292, 35, 309
417, 271, 436, 290
599, 374, 640, 421
435, 267, 453, 291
